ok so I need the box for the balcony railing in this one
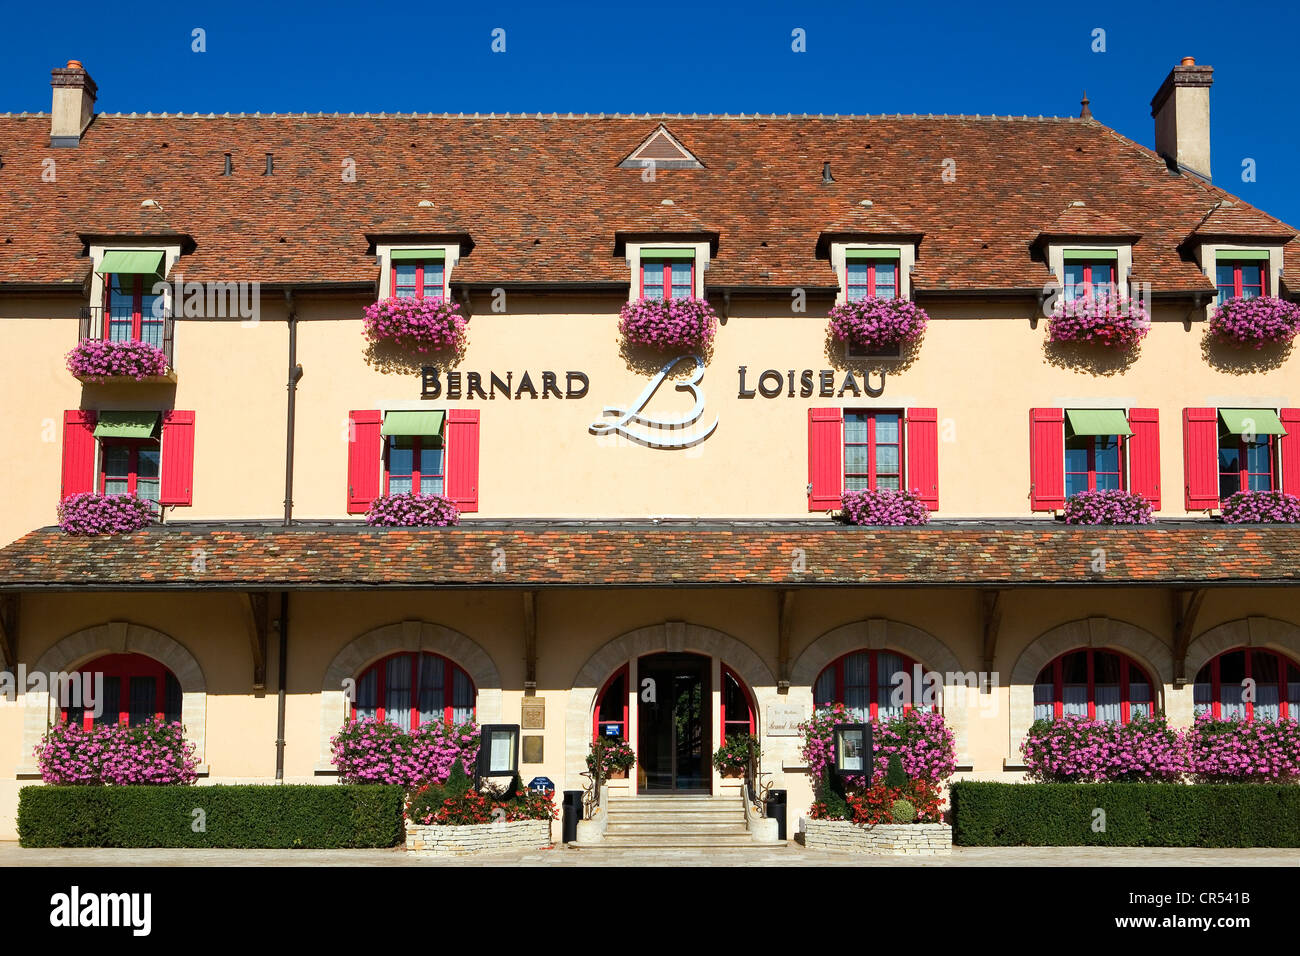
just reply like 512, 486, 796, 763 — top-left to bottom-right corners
77, 306, 175, 371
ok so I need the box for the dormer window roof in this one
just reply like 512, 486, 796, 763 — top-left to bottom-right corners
617, 124, 704, 170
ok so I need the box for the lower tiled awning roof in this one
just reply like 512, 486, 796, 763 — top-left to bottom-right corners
0, 522, 1297, 590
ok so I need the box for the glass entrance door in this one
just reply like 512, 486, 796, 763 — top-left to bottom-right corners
637, 653, 711, 793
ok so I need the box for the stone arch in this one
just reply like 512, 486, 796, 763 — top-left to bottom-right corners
21, 621, 207, 772
1185, 617, 1300, 678
317, 620, 502, 769
790, 618, 968, 760
564, 621, 776, 790
1008, 616, 1172, 759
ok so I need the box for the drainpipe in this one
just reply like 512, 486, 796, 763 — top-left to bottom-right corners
283, 289, 302, 526
275, 590, 289, 781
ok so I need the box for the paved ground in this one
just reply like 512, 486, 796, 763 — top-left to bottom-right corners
1, 841, 1294, 867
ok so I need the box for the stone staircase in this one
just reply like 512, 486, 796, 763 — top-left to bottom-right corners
576, 794, 774, 849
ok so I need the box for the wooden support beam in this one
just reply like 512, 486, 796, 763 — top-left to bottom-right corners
1171, 587, 1207, 684
240, 592, 269, 690
980, 590, 1003, 687
777, 590, 793, 692
523, 590, 538, 696
0, 595, 17, 669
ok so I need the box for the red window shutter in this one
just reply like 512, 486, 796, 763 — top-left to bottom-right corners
159, 410, 196, 506
348, 410, 382, 514
445, 408, 480, 512
1029, 408, 1065, 511
1280, 408, 1300, 496
61, 410, 98, 500
1126, 408, 1161, 510
905, 407, 939, 510
807, 407, 843, 511
1183, 407, 1219, 510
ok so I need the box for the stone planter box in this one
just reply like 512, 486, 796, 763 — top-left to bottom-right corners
803, 819, 951, 855
405, 818, 552, 856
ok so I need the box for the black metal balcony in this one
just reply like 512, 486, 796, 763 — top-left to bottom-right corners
76, 306, 175, 376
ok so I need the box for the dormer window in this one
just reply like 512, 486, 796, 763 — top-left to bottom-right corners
372, 241, 465, 301
1063, 252, 1117, 302
1215, 254, 1267, 304
846, 254, 898, 302
106, 273, 167, 346
641, 251, 695, 300
391, 251, 447, 302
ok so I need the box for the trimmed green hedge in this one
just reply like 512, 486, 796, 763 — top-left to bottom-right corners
18, 785, 405, 848
951, 781, 1300, 847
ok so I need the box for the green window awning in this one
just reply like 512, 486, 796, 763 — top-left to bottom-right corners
641, 248, 696, 261
1219, 408, 1287, 436
96, 250, 166, 277
1216, 250, 1270, 262
1065, 408, 1133, 437
1063, 249, 1119, 261
93, 411, 160, 439
390, 249, 445, 262
846, 248, 901, 260
381, 410, 446, 437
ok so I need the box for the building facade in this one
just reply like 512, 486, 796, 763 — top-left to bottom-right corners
0, 57, 1298, 840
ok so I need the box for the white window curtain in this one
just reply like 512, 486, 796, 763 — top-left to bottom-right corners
1128, 681, 1152, 719
1193, 680, 1210, 716
1094, 683, 1121, 723
355, 668, 378, 720
876, 652, 904, 718
452, 669, 474, 724
843, 652, 870, 720
1062, 683, 1089, 718
1033, 682, 1054, 721
385, 656, 412, 729
417, 654, 444, 725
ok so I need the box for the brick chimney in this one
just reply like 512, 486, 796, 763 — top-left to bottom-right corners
1150, 56, 1213, 181
50, 59, 97, 147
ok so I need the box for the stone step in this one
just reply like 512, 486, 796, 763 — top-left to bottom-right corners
606, 822, 750, 834
581, 834, 776, 848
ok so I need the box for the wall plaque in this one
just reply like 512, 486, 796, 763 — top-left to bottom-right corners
521, 697, 545, 730
522, 736, 544, 764
766, 703, 808, 737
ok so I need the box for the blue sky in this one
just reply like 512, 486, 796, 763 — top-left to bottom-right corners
2, 0, 1296, 221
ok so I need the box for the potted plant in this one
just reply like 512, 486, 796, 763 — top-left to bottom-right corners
1047, 294, 1150, 349
618, 297, 718, 353
363, 297, 468, 354
1220, 489, 1300, 524
1209, 296, 1300, 349
1061, 488, 1154, 525
827, 297, 929, 353
712, 733, 758, 779
586, 736, 636, 781
364, 492, 461, 527
839, 488, 931, 526
57, 492, 155, 536
66, 338, 170, 382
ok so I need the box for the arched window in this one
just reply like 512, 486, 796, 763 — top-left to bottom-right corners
1032, 648, 1152, 723
1194, 648, 1300, 721
593, 666, 629, 741
352, 652, 474, 729
814, 650, 929, 720
721, 665, 755, 742
61, 653, 182, 729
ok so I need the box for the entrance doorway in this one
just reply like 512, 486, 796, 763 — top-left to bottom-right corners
637, 653, 711, 793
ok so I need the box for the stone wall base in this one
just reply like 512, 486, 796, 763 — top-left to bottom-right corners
803, 820, 952, 855
405, 819, 552, 856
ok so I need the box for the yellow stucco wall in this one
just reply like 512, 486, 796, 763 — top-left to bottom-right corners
3, 587, 1297, 840
1, 293, 1297, 545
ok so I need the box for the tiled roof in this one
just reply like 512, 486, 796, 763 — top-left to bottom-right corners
1188, 201, 1296, 241
1037, 202, 1140, 239
2, 112, 1298, 293
0, 523, 1297, 589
